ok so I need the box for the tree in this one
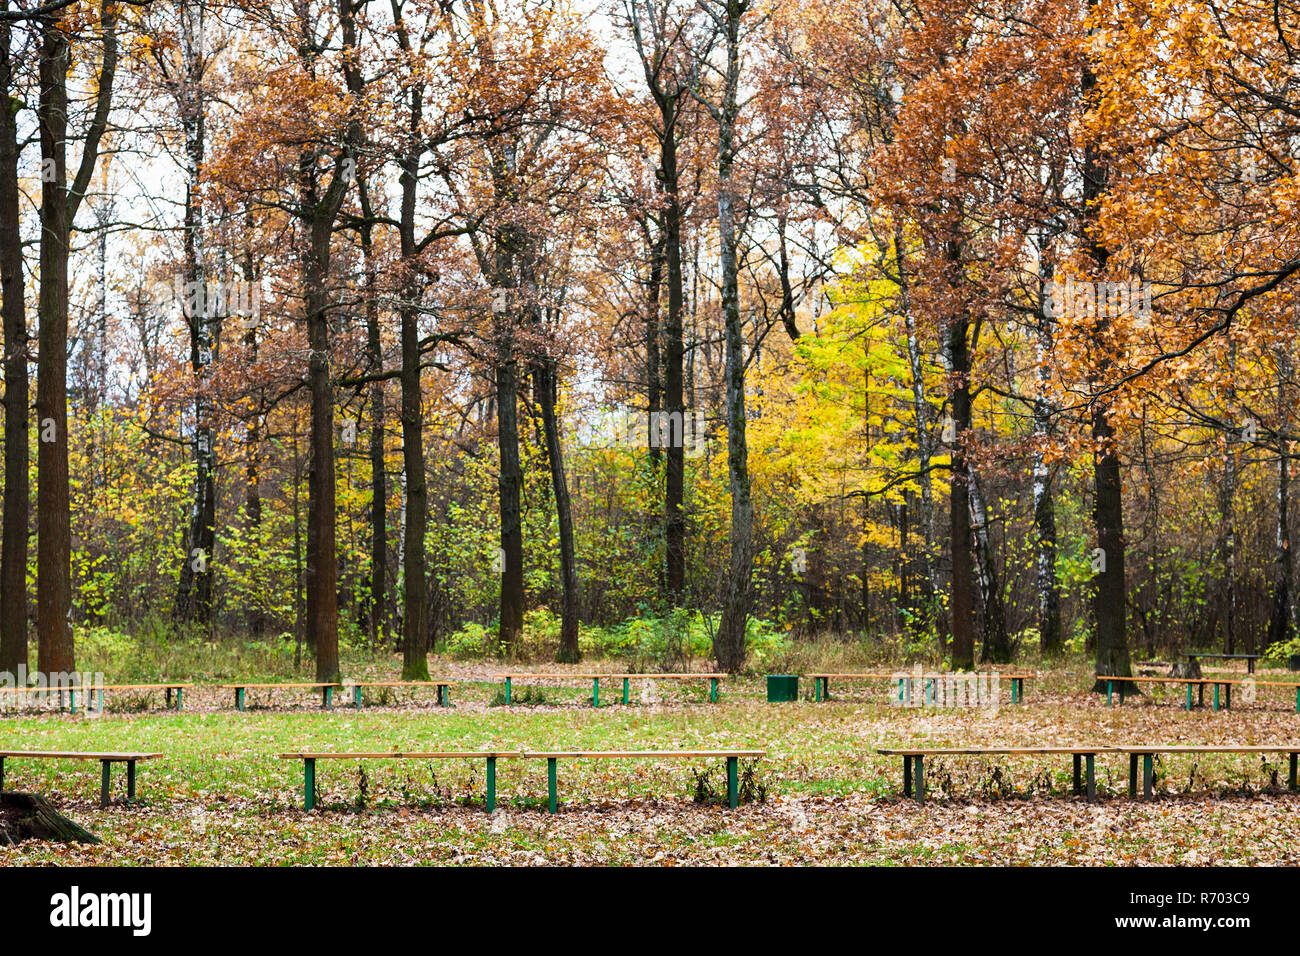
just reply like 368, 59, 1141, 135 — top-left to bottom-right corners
0, 10, 29, 674
36, 0, 118, 676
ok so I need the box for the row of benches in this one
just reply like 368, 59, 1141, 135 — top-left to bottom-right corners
279, 749, 762, 812
878, 744, 1300, 802
0, 673, 728, 714
11, 739, 1299, 812
1102, 675, 1300, 712
806, 672, 1033, 703
0, 748, 761, 812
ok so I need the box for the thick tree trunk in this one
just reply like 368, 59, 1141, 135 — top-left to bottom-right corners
304, 230, 339, 683
0, 19, 29, 673
1081, 14, 1134, 693
0, 792, 100, 845
36, 19, 74, 676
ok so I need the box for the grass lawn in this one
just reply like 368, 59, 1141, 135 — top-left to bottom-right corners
2, 661, 1299, 864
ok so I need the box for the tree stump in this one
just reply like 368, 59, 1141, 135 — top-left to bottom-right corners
0, 792, 101, 845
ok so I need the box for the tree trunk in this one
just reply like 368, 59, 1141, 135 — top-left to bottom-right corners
1081, 10, 1134, 693
536, 358, 580, 662
364, 258, 386, 649
0, 18, 29, 674
0, 792, 100, 845
172, 43, 215, 625
304, 223, 339, 682
945, 305, 975, 671
1033, 270, 1062, 654
36, 19, 74, 676
711, 2, 753, 674
969, 466, 1011, 662
1267, 426, 1294, 650
495, 341, 525, 653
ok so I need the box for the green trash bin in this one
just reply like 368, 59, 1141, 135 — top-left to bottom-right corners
767, 675, 799, 702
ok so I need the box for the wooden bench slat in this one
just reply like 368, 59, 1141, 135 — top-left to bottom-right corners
218, 682, 342, 689
278, 751, 521, 759
807, 673, 1034, 679
522, 750, 764, 759
0, 750, 162, 760
500, 673, 725, 679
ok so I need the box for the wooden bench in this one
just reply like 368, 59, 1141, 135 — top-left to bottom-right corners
500, 673, 725, 707
221, 682, 343, 711
878, 744, 1300, 802
277, 751, 520, 811
0, 682, 191, 713
343, 680, 454, 708
807, 672, 1033, 704
79, 683, 192, 714
1102, 675, 1300, 712
1185, 652, 1262, 674
0, 750, 162, 808
522, 750, 764, 811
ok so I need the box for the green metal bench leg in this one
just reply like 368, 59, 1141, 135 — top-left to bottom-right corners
623, 678, 630, 705
1224, 683, 1231, 709
439, 684, 449, 707
592, 677, 599, 708
1107, 680, 1113, 706
304, 758, 316, 810
710, 677, 718, 703
915, 755, 925, 802
100, 760, 111, 809
727, 756, 739, 809
69, 689, 77, 715
815, 677, 822, 703
925, 678, 933, 706
1143, 754, 1154, 798
323, 686, 333, 709
1186, 682, 1193, 710
903, 756, 912, 797
898, 678, 905, 703
547, 758, 558, 814
505, 677, 512, 705
1073, 754, 1082, 795
175, 687, 183, 711
97, 689, 105, 713
486, 756, 497, 812
1214, 683, 1220, 711
354, 686, 363, 709
236, 687, 245, 711
1011, 679, 1019, 704
1129, 754, 1138, 797
1086, 754, 1096, 802
127, 760, 136, 802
